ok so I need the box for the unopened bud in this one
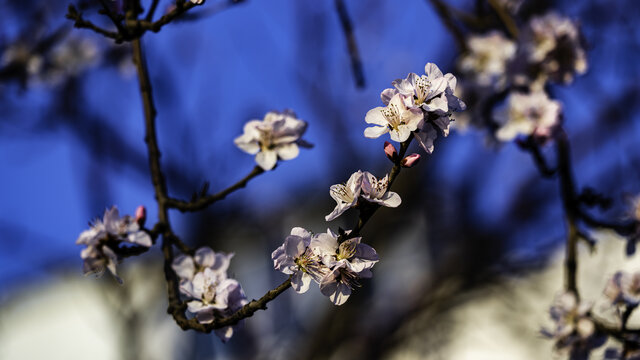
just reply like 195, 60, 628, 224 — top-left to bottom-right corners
401, 153, 421, 168
135, 205, 146, 227
384, 141, 398, 161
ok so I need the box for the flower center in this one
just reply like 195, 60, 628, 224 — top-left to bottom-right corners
382, 103, 403, 129
330, 184, 353, 203
414, 76, 431, 105
337, 239, 358, 261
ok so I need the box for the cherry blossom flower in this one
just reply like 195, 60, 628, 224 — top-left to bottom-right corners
519, 12, 588, 86
271, 227, 329, 293
360, 172, 401, 208
459, 31, 516, 89
494, 91, 562, 142
311, 229, 378, 305
172, 247, 247, 342
76, 206, 152, 284
364, 93, 423, 143
325, 170, 364, 221
234, 110, 310, 171
541, 292, 606, 357
604, 271, 640, 306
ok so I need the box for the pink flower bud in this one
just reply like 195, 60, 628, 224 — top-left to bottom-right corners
401, 153, 421, 168
384, 141, 398, 161
135, 205, 146, 227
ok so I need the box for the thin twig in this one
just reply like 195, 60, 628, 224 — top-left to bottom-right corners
334, 0, 365, 88
146, 0, 161, 22
166, 166, 265, 212
426, 0, 468, 51
487, 0, 518, 39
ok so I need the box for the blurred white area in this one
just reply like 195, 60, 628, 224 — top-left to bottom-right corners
388, 230, 640, 360
0, 262, 186, 360
2, 230, 639, 359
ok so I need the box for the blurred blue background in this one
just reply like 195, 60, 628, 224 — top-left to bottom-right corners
1, 0, 640, 358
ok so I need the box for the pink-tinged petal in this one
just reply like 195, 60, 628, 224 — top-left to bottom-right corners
276, 143, 299, 160
401, 153, 421, 168
364, 107, 388, 126
424, 62, 443, 80
380, 88, 397, 105
384, 141, 398, 161
291, 271, 312, 293
255, 150, 278, 170
134, 205, 146, 226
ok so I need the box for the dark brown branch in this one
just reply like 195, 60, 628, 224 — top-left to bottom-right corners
98, 0, 126, 34
66, 5, 121, 41
166, 166, 265, 212
146, 0, 161, 22
334, 0, 365, 88
487, 0, 519, 39
66, 1, 201, 43
519, 137, 557, 177
426, 0, 468, 51
352, 137, 413, 236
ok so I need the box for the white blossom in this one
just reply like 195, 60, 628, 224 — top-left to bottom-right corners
234, 110, 310, 171
172, 247, 247, 342
520, 12, 588, 86
311, 229, 378, 305
604, 271, 640, 306
364, 93, 423, 142
494, 91, 561, 141
361, 172, 401, 208
271, 227, 329, 293
76, 206, 152, 284
459, 31, 516, 89
541, 292, 605, 356
325, 170, 364, 222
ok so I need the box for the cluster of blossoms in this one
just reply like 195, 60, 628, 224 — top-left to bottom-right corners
76, 206, 151, 284
454, 12, 586, 142
542, 292, 606, 358
234, 110, 311, 171
272, 227, 378, 305
172, 247, 248, 342
364, 63, 466, 153
1, 34, 100, 87
604, 271, 640, 307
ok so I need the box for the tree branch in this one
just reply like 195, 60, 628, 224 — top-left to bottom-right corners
166, 166, 265, 212
334, 0, 365, 88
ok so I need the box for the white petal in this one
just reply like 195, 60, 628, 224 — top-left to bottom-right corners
380, 88, 397, 105
255, 150, 278, 170
172, 255, 195, 280
379, 191, 401, 207
291, 271, 312, 293
424, 62, 443, 80
276, 143, 299, 160
364, 125, 389, 139
364, 107, 388, 126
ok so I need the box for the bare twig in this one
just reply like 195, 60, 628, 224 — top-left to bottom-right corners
426, 0, 467, 51
166, 166, 265, 212
487, 0, 519, 39
334, 0, 365, 88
